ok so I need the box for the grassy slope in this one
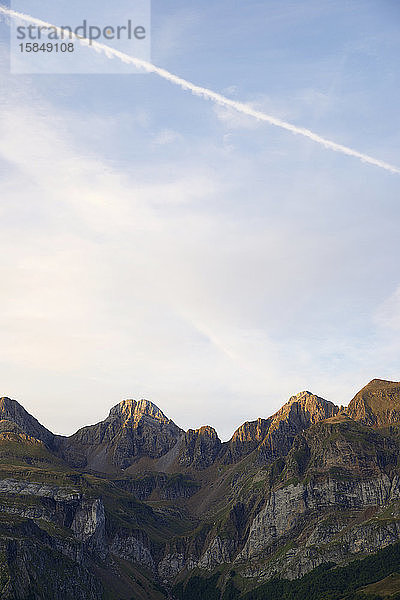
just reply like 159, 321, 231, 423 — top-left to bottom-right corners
355, 573, 400, 598
174, 541, 400, 600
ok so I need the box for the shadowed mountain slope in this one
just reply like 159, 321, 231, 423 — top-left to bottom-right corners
0, 397, 55, 448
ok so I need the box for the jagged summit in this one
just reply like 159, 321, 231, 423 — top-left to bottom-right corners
290, 390, 313, 399
109, 398, 172, 424
63, 397, 182, 471
286, 389, 334, 405
224, 390, 338, 465
274, 390, 339, 425
5, 380, 400, 477
179, 425, 221, 469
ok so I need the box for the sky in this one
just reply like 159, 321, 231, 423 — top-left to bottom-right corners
0, 0, 399, 440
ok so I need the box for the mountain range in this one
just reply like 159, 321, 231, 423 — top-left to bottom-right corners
0, 379, 400, 598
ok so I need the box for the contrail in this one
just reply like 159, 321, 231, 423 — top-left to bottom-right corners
1, 5, 399, 175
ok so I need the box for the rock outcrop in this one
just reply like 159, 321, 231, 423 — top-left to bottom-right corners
257, 390, 339, 462
224, 418, 271, 462
179, 426, 222, 469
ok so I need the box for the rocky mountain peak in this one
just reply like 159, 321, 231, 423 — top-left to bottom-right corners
223, 391, 338, 466
108, 399, 172, 425
63, 398, 182, 471
347, 378, 400, 427
286, 389, 333, 408
270, 390, 338, 429
231, 418, 270, 444
179, 425, 222, 469
0, 396, 54, 447
289, 390, 313, 401
195, 425, 219, 438
249, 391, 338, 466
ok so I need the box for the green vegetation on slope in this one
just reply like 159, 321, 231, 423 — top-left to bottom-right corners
356, 573, 400, 598
173, 542, 400, 600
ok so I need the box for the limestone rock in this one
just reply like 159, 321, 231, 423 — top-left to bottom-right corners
110, 530, 155, 570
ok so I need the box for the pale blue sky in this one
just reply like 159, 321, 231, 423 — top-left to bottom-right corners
0, 0, 399, 439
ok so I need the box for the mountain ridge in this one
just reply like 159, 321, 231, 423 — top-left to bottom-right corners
0, 380, 400, 599
4, 378, 397, 445
2, 379, 400, 471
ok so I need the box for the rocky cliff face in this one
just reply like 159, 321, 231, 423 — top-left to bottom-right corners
179, 426, 222, 469
154, 413, 400, 586
0, 480, 106, 598
238, 475, 400, 562
224, 418, 271, 463
0, 525, 103, 600
0, 479, 105, 551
